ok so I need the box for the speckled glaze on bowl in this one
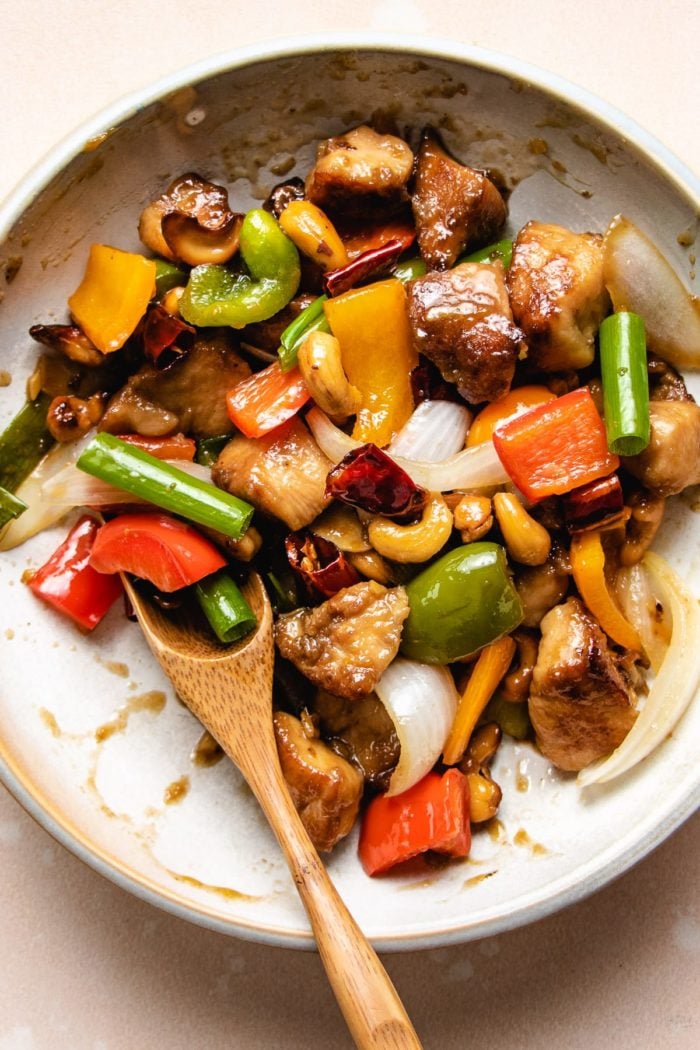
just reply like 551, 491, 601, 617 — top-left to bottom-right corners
1, 34, 698, 951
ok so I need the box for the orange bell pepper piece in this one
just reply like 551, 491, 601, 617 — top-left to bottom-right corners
68, 244, 156, 353
324, 278, 417, 447
492, 387, 620, 502
442, 635, 517, 766
226, 361, 310, 438
570, 529, 642, 651
358, 769, 471, 876
466, 385, 555, 447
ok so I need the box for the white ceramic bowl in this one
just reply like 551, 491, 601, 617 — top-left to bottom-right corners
1, 35, 698, 951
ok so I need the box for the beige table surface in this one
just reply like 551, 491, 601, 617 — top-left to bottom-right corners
1, 2, 699, 1047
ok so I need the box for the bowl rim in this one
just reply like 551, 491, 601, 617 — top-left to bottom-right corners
1, 31, 699, 952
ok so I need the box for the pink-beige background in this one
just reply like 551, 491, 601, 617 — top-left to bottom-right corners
1, 2, 699, 1047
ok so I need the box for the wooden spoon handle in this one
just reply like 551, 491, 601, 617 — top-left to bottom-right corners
247, 761, 423, 1050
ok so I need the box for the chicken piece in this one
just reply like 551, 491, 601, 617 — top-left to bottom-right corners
305, 125, 413, 218
411, 128, 507, 271
622, 399, 700, 496
528, 597, 638, 771
507, 221, 609, 371
647, 354, 693, 402
514, 551, 570, 628
212, 417, 332, 530
100, 334, 249, 437
313, 689, 400, 791
407, 261, 523, 403
273, 711, 363, 852
274, 582, 409, 701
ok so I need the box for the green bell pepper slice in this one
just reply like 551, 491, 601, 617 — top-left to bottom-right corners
400, 542, 523, 664
154, 258, 188, 298
0, 393, 54, 493
180, 209, 301, 329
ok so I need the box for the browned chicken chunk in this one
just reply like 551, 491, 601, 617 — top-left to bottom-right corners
407, 261, 523, 403
528, 597, 638, 771
100, 334, 250, 437
212, 417, 332, 530
411, 129, 507, 270
507, 221, 609, 371
274, 582, 409, 701
514, 550, 570, 628
622, 399, 700, 496
305, 125, 413, 217
273, 711, 363, 852
313, 689, 400, 791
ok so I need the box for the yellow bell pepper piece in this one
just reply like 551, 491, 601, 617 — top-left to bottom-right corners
68, 244, 156, 353
443, 636, 516, 766
570, 529, 642, 651
324, 279, 417, 446
279, 200, 348, 273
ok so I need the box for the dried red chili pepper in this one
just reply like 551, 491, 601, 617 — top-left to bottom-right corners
285, 530, 360, 599
323, 239, 406, 298
142, 303, 195, 367
325, 444, 427, 519
410, 358, 462, 404
563, 473, 626, 533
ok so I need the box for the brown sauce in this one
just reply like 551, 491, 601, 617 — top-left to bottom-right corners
191, 730, 224, 768
163, 776, 190, 805
168, 871, 261, 903
95, 690, 166, 743
463, 871, 497, 888
514, 828, 548, 856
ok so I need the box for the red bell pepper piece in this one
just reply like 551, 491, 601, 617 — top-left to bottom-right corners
358, 769, 471, 876
89, 511, 226, 592
115, 433, 197, 461
492, 386, 620, 502
226, 361, 310, 439
28, 515, 123, 630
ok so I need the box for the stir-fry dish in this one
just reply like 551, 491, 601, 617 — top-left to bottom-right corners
2, 123, 700, 876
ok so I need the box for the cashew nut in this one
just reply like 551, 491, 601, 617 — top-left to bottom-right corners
493, 491, 551, 565
453, 493, 493, 543
297, 330, 361, 421
368, 493, 453, 563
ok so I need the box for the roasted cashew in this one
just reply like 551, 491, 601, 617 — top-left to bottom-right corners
454, 493, 493, 543
297, 330, 361, 421
493, 491, 551, 565
368, 493, 453, 564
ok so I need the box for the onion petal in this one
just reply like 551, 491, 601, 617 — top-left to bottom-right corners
388, 400, 472, 462
374, 657, 458, 797
603, 215, 700, 370
0, 434, 94, 551
579, 551, 700, 787
307, 407, 509, 491
614, 562, 670, 673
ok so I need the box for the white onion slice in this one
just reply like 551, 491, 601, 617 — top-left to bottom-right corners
374, 657, 458, 797
388, 400, 472, 462
579, 552, 700, 787
41, 458, 212, 508
0, 433, 95, 551
603, 215, 700, 369
307, 407, 509, 491
615, 562, 670, 673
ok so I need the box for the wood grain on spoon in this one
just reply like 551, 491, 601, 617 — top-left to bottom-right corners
122, 571, 422, 1050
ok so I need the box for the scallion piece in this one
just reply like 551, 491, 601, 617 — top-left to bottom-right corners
77, 433, 254, 539
392, 257, 427, 282
195, 570, 256, 643
0, 393, 54, 493
458, 238, 513, 268
599, 311, 650, 456
196, 434, 230, 467
278, 295, 330, 371
0, 485, 27, 529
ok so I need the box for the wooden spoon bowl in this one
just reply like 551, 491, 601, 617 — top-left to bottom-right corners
123, 571, 422, 1050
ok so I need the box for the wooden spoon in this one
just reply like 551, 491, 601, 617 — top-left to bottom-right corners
123, 571, 422, 1050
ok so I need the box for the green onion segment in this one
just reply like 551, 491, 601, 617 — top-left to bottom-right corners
195, 570, 256, 643
599, 311, 650, 456
278, 295, 330, 371
0, 485, 28, 529
77, 433, 254, 539
0, 394, 54, 493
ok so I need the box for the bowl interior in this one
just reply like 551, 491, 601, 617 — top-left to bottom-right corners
1, 44, 699, 950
